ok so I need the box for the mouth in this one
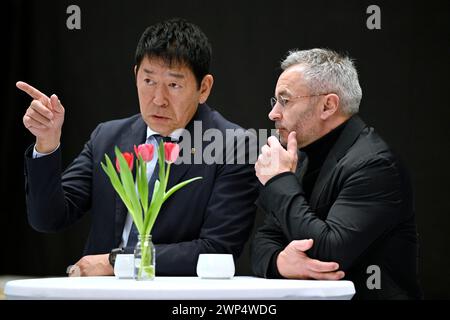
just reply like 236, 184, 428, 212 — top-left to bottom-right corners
150, 114, 170, 121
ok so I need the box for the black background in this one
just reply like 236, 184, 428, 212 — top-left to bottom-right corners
3, 0, 449, 299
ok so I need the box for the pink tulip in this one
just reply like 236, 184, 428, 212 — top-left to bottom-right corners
164, 142, 179, 164
115, 152, 134, 172
134, 143, 154, 162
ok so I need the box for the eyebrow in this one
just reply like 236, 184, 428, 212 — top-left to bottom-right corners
142, 68, 185, 79
276, 89, 292, 97
167, 72, 185, 79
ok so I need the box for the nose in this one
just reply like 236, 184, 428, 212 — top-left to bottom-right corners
152, 84, 168, 107
268, 103, 282, 121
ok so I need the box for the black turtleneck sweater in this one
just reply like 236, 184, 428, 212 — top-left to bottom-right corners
300, 120, 347, 200
265, 120, 348, 278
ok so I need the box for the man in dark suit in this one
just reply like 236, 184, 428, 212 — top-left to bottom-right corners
17, 18, 259, 276
252, 48, 422, 299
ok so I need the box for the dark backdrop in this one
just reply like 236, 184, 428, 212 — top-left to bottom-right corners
3, 0, 449, 299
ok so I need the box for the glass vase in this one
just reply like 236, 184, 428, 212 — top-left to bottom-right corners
134, 234, 155, 280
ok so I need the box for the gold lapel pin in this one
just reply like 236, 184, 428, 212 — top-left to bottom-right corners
191, 148, 196, 154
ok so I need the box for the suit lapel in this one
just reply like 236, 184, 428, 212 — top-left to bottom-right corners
166, 104, 211, 188
166, 154, 194, 189
309, 115, 367, 209
295, 150, 308, 180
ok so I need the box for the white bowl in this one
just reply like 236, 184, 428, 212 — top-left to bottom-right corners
114, 254, 134, 279
196, 254, 235, 279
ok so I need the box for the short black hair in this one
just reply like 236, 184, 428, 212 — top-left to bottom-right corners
135, 18, 212, 88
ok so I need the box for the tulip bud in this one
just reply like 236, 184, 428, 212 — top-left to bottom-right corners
164, 142, 180, 164
115, 152, 134, 172
134, 143, 154, 162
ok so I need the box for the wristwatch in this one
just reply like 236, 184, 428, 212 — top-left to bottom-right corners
108, 247, 124, 267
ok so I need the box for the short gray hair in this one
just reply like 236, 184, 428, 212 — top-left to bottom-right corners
281, 48, 362, 115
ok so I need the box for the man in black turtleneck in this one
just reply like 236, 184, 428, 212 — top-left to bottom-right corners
251, 49, 422, 300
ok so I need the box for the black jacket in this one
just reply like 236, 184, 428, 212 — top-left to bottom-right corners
24, 104, 259, 275
251, 115, 422, 299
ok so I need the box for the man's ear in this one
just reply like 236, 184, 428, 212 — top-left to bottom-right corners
134, 65, 138, 78
320, 93, 340, 120
199, 74, 214, 104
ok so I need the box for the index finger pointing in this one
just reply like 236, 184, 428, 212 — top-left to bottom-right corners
16, 81, 49, 102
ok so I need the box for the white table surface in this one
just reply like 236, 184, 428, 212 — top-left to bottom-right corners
5, 276, 355, 300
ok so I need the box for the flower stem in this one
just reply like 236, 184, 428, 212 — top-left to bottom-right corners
138, 237, 146, 278
164, 163, 171, 190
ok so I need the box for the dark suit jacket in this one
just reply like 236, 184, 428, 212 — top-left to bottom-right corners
251, 115, 422, 299
24, 104, 259, 275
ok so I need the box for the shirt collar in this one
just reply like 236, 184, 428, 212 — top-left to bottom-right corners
146, 126, 184, 142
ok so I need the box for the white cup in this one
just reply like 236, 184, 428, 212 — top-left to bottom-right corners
114, 254, 134, 279
196, 254, 235, 279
